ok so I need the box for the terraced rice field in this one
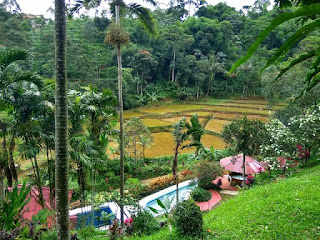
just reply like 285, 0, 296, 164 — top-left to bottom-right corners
141, 118, 172, 127
205, 119, 231, 133
124, 110, 146, 119
144, 133, 226, 158
138, 104, 205, 114
218, 102, 283, 110
205, 105, 272, 115
111, 98, 284, 158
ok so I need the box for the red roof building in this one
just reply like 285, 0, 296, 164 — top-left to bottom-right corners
13, 185, 72, 227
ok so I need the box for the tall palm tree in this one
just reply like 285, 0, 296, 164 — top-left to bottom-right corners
70, 0, 157, 225
0, 47, 42, 188
54, 0, 69, 238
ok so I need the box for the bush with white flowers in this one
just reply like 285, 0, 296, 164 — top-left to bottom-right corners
261, 108, 320, 166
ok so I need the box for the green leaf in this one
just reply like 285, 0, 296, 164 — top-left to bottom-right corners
230, 3, 320, 73
156, 199, 166, 210
275, 51, 316, 80
148, 206, 159, 214
262, 20, 320, 72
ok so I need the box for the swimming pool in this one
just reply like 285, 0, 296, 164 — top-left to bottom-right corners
139, 180, 197, 216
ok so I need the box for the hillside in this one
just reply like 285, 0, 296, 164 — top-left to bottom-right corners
128, 164, 320, 240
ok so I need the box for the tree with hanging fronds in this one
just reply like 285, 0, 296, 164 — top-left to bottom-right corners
230, 0, 320, 97
0, 47, 42, 190
185, 114, 212, 156
69, 0, 157, 226
172, 117, 200, 205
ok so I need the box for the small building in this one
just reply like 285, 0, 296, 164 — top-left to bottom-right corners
13, 185, 72, 227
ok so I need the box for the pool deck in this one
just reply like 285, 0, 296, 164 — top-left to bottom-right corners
196, 190, 221, 211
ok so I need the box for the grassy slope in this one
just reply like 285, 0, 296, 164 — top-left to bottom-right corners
127, 164, 320, 240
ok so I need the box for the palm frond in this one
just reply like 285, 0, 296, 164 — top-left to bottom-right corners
128, 3, 158, 36
201, 114, 213, 129
261, 20, 320, 72
0, 48, 27, 69
140, 0, 157, 7
275, 50, 317, 80
306, 63, 320, 85
230, 3, 320, 73
68, 0, 103, 16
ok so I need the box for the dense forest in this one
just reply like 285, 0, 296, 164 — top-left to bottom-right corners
1, 0, 320, 239
1, 0, 318, 111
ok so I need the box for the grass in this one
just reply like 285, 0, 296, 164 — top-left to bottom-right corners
126, 164, 320, 240
205, 165, 320, 239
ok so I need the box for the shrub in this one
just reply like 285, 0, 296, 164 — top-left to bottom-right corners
197, 161, 223, 190
125, 178, 147, 198
191, 187, 212, 202
173, 199, 203, 238
131, 210, 160, 236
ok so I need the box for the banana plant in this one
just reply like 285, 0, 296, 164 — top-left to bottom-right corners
0, 182, 31, 231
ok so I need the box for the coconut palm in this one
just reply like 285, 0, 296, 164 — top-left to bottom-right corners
70, 0, 157, 225
54, 0, 69, 238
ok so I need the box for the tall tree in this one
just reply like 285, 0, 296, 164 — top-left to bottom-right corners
54, 0, 69, 238
71, 0, 157, 226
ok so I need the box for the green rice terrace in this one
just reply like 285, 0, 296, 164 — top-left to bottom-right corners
120, 98, 276, 158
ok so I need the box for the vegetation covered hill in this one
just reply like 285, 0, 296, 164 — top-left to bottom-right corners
127, 163, 320, 240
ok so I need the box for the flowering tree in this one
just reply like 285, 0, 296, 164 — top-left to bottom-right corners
261, 109, 320, 168
288, 109, 320, 163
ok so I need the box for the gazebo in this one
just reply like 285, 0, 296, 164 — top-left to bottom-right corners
220, 154, 266, 185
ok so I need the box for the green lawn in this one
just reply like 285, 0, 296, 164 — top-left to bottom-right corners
126, 163, 320, 240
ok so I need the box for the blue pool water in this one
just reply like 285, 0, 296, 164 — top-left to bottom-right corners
145, 185, 196, 215
76, 206, 114, 229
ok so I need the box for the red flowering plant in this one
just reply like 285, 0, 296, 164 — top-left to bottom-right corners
124, 218, 133, 226
297, 144, 310, 160
245, 174, 255, 186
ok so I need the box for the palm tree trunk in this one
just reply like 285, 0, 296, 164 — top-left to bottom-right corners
115, 3, 125, 227
171, 50, 175, 82
46, 145, 54, 207
9, 136, 18, 184
3, 126, 12, 187
0, 168, 4, 208
34, 156, 45, 208
242, 153, 246, 186
172, 142, 180, 205
54, 0, 70, 238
